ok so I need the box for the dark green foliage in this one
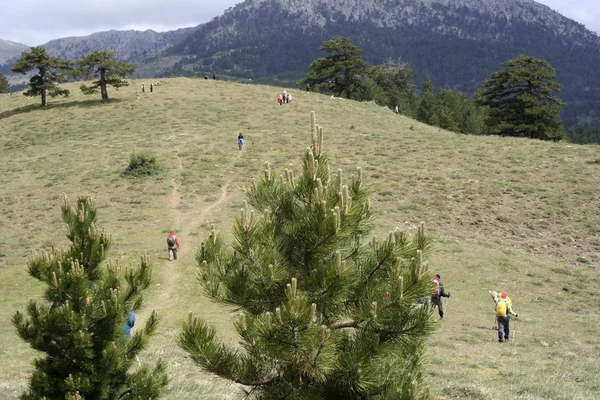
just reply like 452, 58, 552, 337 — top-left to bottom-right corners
13, 195, 168, 400
0, 72, 10, 93
368, 59, 418, 116
416, 75, 436, 125
180, 113, 436, 399
567, 127, 600, 145
301, 37, 370, 100
73, 50, 135, 102
476, 56, 566, 140
11, 47, 70, 106
122, 152, 162, 177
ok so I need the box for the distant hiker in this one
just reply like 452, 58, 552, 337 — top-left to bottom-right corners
237, 133, 244, 151
495, 292, 518, 342
123, 310, 136, 338
167, 231, 180, 261
288, 94, 292, 104
278, 95, 283, 105
431, 274, 451, 319
213, 72, 216, 80
394, 105, 399, 115
141, 83, 145, 93
306, 83, 310, 92
150, 83, 153, 93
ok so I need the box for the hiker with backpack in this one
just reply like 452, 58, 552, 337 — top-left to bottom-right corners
167, 231, 180, 261
237, 133, 244, 151
494, 292, 518, 342
431, 274, 451, 319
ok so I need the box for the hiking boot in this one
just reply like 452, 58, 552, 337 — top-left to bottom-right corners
498, 338, 503, 343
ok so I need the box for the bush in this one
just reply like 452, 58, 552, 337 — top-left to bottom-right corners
122, 151, 162, 177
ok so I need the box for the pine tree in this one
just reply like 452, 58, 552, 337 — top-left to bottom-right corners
180, 113, 436, 399
476, 55, 566, 140
302, 37, 370, 99
13, 195, 168, 400
0, 72, 11, 93
11, 47, 70, 106
416, 75, 436, 125
74, 50, 135, 102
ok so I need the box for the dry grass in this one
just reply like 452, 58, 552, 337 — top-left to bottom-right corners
0, 78, 598, 399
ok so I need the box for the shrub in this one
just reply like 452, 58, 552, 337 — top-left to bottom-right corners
122, 151, 162, 177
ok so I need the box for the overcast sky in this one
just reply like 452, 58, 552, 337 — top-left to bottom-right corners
2, 0, 599, 46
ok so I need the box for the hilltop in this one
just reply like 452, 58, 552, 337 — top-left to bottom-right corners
0, 79, 598, 399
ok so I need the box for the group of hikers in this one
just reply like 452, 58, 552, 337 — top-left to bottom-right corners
278, 90, 292, 105
431, 274, 518, 343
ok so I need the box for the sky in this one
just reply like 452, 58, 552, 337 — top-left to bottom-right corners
2, 0, 599, 46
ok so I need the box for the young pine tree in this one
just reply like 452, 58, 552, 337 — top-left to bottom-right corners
180, 113, 436, 399
13, 195, 168, 400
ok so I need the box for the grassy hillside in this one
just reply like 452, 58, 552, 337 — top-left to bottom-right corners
0, 78, 598, 399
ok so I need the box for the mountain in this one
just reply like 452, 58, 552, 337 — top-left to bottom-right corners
0, 27, 196, 83
41, 27, 195, 62
164, 0, 600, 128
0, 39, 29, 65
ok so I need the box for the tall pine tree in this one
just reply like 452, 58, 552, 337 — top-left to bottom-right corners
0, 72, 11, 93
302, 37, 370, 100
13, 195, 168, 399
180, 113, 436, 399
416, 75, 437, 126
74, 50, 135, 102
11, 47, 70, 106
476, 55, 566, 140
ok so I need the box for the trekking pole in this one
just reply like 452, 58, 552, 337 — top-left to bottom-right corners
443, 297, 449, 317
512, 317, 517, 345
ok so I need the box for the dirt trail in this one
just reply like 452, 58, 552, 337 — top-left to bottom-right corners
155, 148, 244, 306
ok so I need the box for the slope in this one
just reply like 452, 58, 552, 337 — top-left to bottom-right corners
0, 78, 598, 399
166, 0, 600, 128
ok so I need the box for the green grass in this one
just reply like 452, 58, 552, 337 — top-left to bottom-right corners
0, 78, 599, 399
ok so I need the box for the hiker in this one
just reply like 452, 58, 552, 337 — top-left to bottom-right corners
167, 231, 180, 261
495, 292, 518, 342
394, 105, 399, 115
288, 94, 293, 104
150, 83, 153, 93
431, 274, 451, 319
141, 83, 145, 93
237, 133, 244, 151
490, 290, 512, 308
123, 310, 136, 338
278, 95, 283, 105
306, 83, 310, 92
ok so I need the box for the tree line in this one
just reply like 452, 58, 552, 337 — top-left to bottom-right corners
7, 47, 135, 105
301, 37, 566, 141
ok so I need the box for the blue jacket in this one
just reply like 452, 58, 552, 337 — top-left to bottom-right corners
123, 310, 136, 338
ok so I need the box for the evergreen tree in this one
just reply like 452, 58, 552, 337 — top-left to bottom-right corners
369, 58, 418, 116
476, 55, 566, 140
301, 37, 370, 99
180, 113, 436, 399
74, 50, 135, 102
13, 195, 168, 400
0, 72, 10, 93
11, 47, 70, 106
416, 75, 436, 125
